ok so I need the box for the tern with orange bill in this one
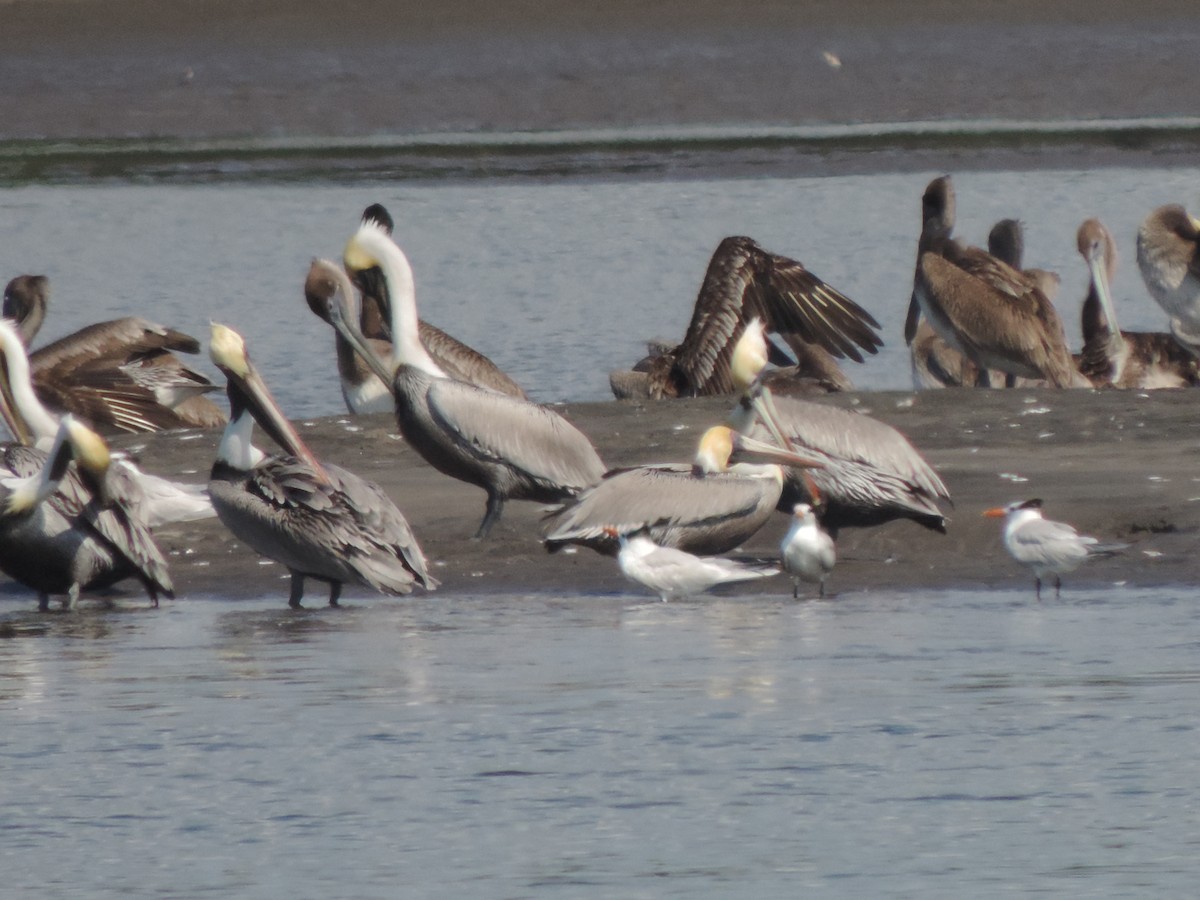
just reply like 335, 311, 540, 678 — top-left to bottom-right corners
983, 499, 1127, 599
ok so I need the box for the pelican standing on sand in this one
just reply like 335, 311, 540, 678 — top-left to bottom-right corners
780, 502, 836, 599
542, 424, 824, 556
905, 176, 1084, 388
208, 323, 437, 608
1136, 204, 1200, 355
604, 526, 778, 602
609, 235, 884, 399
0, 411, 175, 611
731, 319, 951, 537
3, 274, 227, 432
983, 499, 1126, 600
1076, 218, 1198, 389
337, 217, 607, 538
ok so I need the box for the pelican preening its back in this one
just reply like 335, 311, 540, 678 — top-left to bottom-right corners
338, 218, 607, 539
208, 323, 437, 608
610, 235, 883, 399
0, 411, 174, 610
2, 275, 227, 433
1136, 204, 1200, 355
542, 425, 824, 557
732, 320, 951, 537
906, 176, 1085, 389
0, 319, 214, 527
1075, 218, 1198, 390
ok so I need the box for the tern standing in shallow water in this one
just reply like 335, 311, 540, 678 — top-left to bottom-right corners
780, 502, 836, 599
605, 527, 778, 602
984, 499, 1127, 599
208, 323, 437, 608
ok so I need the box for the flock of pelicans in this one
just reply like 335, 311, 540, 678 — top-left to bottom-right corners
0, 177, 1197, 609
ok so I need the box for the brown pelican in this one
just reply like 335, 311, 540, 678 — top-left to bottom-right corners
346, 205, 529, 399
604, 526, 778, 602
780, 503, 836, 599
337, 219, 607, 539
542, 425, 824, 557
2, 275, 226, 433
732, 319, 950, 537
0, 318, 214, 527
208, 323, 437, 608
904, 176, 1085, 388
1135, 204, 1200, 355
609, 235, 883, 399
1076, 218, 1198, 389
983, 499, 1127, 600
304, 259, 395, 414
987, 218, 1062, 303
0, 410, 175, 611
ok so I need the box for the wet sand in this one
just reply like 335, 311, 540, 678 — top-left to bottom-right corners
92, 388, 1200, 604
4, 0, 1200, 179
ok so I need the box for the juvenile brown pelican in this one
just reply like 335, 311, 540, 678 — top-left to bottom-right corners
208, 323, 437, 608
604, 526, 778, 602
338, 219, 607, 539
987, 218, 1062, 303
983, 499, 1127, 600
304, 259, 395, 414
732, 320, 950, 537
1076, 218, 1198, 389
3, 275, 226, 433
541, 425, 824, 557
1136, 204, 1200, 355
0, 319, 214, 527
609, 235, 883, 399
905, 176, 1085, 388
781, 502, 836, 599
0, 411, 175, 611
346, 205, 528, 399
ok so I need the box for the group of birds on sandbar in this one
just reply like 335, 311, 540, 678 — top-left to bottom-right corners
0, 176, 1195, 608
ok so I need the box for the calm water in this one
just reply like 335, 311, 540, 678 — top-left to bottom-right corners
2, 586, 1198, 897
1, 166, 1198, 416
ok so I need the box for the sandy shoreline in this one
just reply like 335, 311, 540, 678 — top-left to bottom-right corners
31, 388, 1192, 607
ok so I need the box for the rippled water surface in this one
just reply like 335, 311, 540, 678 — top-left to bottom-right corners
2, 586, 1199, 897
1, 166, 1198, 416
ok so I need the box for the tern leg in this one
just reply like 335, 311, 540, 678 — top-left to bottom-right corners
328, 582, 342, 607
38, 593, 49, 612
474, 492, 505, 540
819, 579, 826, 599
288, 573, 306, 609
1035, 577, 1042, 601
1054, 575, 1062, 599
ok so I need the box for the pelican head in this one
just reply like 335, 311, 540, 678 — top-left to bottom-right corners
304, 258, 362, 327
731, 318, 769, 394
209, 323, 325, 476
1077, 218, 1122, 337
343, 217, 390, 277
693, 425, 823, 475
921, 175, 955, 238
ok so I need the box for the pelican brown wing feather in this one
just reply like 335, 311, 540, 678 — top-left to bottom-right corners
30, 317, 201, 373
672, 236, 882, 396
